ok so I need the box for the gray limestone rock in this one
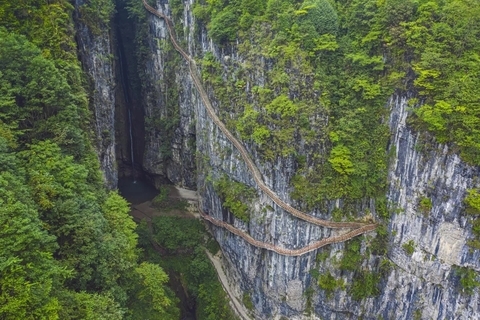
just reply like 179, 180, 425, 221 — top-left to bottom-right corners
140, 1, 480, 319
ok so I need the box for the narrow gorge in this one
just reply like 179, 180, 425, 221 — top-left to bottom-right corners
78, 0, 480, 319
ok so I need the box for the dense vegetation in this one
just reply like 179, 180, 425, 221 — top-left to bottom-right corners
138, 216, 237, 320
193, 0, 480, 209
0, 1, 178, 318
191, 0, 480, 300
194, 0, 392, 215
3, 0, 479, 316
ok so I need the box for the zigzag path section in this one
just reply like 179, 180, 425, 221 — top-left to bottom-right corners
142, 0, 377, 255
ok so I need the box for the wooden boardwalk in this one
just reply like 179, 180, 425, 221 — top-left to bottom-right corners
142, 0, 377, 255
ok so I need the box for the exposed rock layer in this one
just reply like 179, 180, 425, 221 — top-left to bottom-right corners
74, 0, 117, 189
133, 0, 480, 319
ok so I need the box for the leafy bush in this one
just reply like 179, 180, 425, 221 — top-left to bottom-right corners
465, 189, 480, 215
370, 223, 389, 255
454, 266, 480, 294
340, 238, 362, 271
266, 94, 299, 118
208, 6, 239, 43
350, 271, 380, 300
419, 196, 433, 214
402, 240, 416, 256
318, 271, 344, 298
214, 175, 256, 222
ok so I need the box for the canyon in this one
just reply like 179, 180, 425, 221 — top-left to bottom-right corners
75, 0, 480, 319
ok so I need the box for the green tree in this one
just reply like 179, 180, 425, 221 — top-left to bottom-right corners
130, 262, 179, 320
58, 291, 123, 320
297, 0, 339, 36
328, 145, 355, 175
209, 6, 239, 43
0, 135, 64, 319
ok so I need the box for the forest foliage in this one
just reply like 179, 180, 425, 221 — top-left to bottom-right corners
0, 1, 178, 318
193, 0, 480, 217
192, 0, 480, 300
138, 216, 237, 320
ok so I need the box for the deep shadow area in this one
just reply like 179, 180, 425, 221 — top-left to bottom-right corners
114, 0, 145, 178
118, 177, 159, 205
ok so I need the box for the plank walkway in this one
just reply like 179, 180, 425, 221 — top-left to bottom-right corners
200, 210, 377, 256
142, 0, 377, 255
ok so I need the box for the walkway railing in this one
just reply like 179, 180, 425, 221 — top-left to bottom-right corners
142, 0, 377, 255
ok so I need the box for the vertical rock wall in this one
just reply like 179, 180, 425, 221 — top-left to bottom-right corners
381, 95, 480, 320
141, 1, 480, 319
141, 0, 197, 188
74, 0, 117, 189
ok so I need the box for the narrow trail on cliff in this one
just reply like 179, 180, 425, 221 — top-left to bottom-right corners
142, 0, 377, 253
205, 251, 251, 320
199, 209, 377, 256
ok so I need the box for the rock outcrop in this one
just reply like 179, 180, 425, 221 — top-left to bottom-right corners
74, 0, 117, 189
137, 0, 480, 319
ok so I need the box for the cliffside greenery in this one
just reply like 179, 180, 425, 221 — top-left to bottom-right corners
402, 240, 416, 256
213, 175, 257, 222
454, 266, 480, 295
194, 0, 391, 216
191, 0, 480, 303
464, 189, 480, 249
194, 0, 480, 211
0, 2, 178, 318
407, 0, 480, 165
195, 0, 390, 299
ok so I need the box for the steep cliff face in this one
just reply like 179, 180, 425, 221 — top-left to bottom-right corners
140, 0, 197, 188
383, 95, 480, 320
74, 0, 117, 189
141, 1, 480, 319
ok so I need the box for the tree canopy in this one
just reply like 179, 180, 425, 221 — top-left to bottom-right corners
0, 2, 178, 318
